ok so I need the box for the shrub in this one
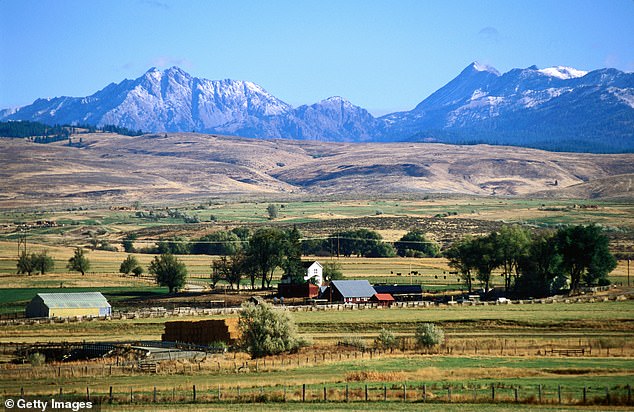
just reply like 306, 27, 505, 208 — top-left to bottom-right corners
376, 328, 397, 350
238, 301, 305, 358
28, 352, 46, 366
415, 323, 445, 348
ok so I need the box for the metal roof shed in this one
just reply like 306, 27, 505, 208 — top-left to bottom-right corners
26, 292, 112, 318
329, 280, 376, 303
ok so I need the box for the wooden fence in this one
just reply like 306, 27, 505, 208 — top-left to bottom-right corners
8, 382, 633, 406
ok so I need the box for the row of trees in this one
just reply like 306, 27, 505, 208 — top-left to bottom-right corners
127, 227, 440, 259
18, 248, 91, 276
444, 224, 616, 297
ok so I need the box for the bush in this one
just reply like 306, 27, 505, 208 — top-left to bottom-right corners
340, 336, 367, 351
238, 301, 305, 358
415, 323, 445, 348
376, 328, 397, 350
28, 352, 46, 366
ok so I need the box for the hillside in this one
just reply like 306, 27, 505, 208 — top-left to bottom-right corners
1, 132, 632, 207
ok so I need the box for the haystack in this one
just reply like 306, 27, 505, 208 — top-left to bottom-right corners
162, 318, 241, 345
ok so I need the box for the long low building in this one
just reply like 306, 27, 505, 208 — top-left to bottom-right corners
26, 292, 112, 318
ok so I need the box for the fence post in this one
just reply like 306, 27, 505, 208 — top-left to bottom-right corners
538, 384, 542, 403
384, 384, 387, 402
606, 387, 610, 404
324, 385, 327, 402
86, 386, 90, 401
153, 386, 157, 403
583, 386, 586, 404
514, 387, 518, 403
448, 386, 452, 402
346, 384, 349, 402
558, 385, 562, 404
423, 384, 426, 402
283, 386, 286, 402
193, 385, 196, 402
109, 386, 113, 403
302, 384, 306, 402
130, 387, 133, 404
491, 384, 495, 401
627, 384, 632, 403
403, 384, 406, 402
218, 384, 221, 401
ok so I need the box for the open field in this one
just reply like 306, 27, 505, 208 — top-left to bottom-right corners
0, 175, 632, 409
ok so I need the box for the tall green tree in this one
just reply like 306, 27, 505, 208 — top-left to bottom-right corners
17, 251, 36, 276
444, 236, 479, 293
495, 225, 532, 291
149, 253, 187, 293
246, 228, 286, 289
395, 230, 440, 257
67, 248, 90, 276
212, 252, 247, 290
472, 234, 501, 293
555, 224, 616, 292
517, 232, 564, 297
33, 251, 54, 275
280, 227, 304, 284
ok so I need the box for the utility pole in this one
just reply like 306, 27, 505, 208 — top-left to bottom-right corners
17, 233, 27, 259
628, 258, 630, 287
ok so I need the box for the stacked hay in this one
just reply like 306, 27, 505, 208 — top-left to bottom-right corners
162, 318, 241, 345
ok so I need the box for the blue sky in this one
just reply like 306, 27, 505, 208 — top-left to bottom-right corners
1, 0, 633, 116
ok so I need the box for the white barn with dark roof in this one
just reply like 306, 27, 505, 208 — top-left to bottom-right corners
26, 292, 111, 318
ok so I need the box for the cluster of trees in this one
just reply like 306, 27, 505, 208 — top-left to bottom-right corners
444, 224, 616, 297
123, 226, 440, 261
16, 251, 55, 275
0, 121, 70, 139
0, 121, 144, 141
302, 229, 439, 258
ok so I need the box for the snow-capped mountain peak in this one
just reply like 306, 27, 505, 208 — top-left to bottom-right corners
1, 63, 632, 152
538, 66, 588, 79
470, 61, 501, 75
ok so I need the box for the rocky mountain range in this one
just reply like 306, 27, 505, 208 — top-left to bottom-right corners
2, 63, 633, 152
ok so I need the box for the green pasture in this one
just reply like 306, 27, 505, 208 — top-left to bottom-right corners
1, 198, 631, 237
2, 355, 632, 399
0, 286, 168, 314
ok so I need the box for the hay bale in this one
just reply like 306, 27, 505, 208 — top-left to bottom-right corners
163, 318, 241, 345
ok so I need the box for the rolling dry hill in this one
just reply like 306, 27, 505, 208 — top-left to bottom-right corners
1, 132, 633, 207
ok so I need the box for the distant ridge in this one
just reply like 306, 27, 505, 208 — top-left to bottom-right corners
2, 63, 633, 152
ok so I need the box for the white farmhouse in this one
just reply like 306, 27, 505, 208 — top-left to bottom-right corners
303, 261, 323, 286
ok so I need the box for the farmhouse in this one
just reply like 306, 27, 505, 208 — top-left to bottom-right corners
26, 292, 111, 318
302, 261, 323, 285
324, 280, 376, 303
278, 261, 322, 298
